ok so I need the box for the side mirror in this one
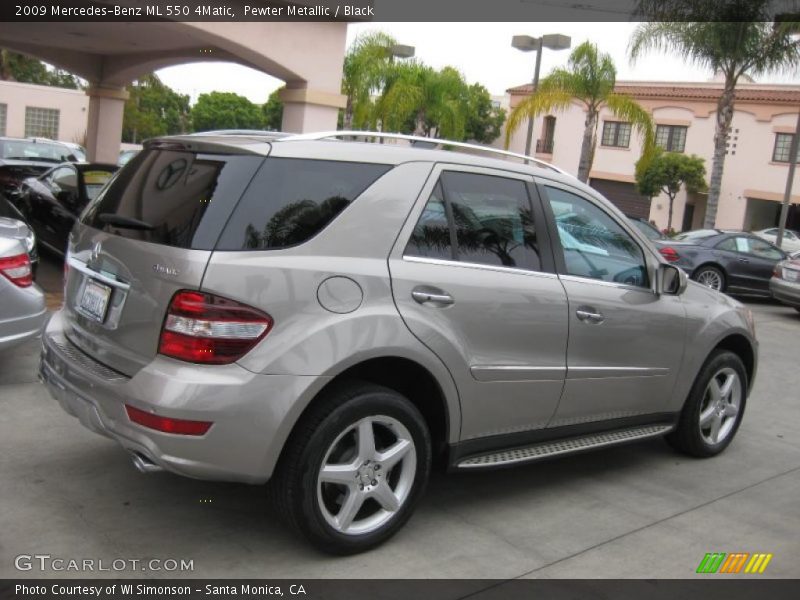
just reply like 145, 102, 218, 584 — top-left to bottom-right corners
658, 263, 688, 295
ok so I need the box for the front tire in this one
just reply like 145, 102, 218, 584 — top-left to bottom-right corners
269, 381, 431, 554
693, 265, 726, 292
667, 350, 747, 457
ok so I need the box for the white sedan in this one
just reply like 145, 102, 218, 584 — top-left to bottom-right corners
754, 228, 800, 253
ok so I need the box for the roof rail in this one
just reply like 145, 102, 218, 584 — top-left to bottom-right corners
279, 130, 571, 176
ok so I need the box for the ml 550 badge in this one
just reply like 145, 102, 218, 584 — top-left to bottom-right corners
697, 552, 773, 574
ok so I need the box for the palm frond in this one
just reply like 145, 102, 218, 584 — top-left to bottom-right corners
504, 88, 573, 148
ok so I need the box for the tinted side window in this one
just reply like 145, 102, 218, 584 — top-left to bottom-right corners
405, 182, 453, 260
83, 149, 264, 249
749, 238, 784, 260
716, 237, 740, 252
545, 186, 649, 288
217, 158, 391, 250
444, 172, 541, 270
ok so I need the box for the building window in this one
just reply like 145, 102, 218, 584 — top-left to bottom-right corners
0, 104, 7, 136
601, 121, 632, 148
773, 133, 799, 163
24, 107, 60, 139
655, 125, 687, 153
537, 116, 556, 154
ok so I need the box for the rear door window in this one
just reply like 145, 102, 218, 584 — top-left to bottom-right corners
82, 148, 264, 249
405, 171, 543, 271
216, 158, 391, 250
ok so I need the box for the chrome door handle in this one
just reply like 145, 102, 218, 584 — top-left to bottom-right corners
738, 257, 749, 263
412, 290, 454, 306
576, 308, 604, 324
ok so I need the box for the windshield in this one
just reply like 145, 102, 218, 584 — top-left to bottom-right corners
0, 140, 75, 163
630, 219, 663, 241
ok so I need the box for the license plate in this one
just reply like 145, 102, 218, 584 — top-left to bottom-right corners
78, 279, 112, 323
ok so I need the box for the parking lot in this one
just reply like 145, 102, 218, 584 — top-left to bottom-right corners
1, 254, 799, 579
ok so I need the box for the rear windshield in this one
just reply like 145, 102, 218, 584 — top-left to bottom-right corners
0, 139, 75, 163
215, 158, 391, 250
82, 149, 264, 249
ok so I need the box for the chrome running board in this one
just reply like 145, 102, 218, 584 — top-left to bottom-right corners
456, 424, 674, 469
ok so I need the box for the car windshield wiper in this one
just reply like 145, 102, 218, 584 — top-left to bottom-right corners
98, 213, 154, 230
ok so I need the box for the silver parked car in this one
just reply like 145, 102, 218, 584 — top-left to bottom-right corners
0, 219, 46, 351
40, 132, 758, 554
770, 257, 800, 312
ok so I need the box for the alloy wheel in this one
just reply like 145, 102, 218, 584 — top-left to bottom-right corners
698, 367, 741, 445
316, 415, 416, 535
696, 269, 723, 291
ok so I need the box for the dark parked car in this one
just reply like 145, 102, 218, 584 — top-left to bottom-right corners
655, 229, 787, 295
15, 162, 117, 255
0, 137, 78, 202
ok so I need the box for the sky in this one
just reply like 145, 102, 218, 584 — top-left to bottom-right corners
157, 22, 800, 105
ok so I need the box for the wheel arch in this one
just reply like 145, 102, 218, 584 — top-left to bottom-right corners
273, 355, 457, 473
712, 333, 756, 393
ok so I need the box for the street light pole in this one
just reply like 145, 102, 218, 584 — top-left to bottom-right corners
776, 107, 800, 249
511, 33, 571, 161
523, 41, 543, 157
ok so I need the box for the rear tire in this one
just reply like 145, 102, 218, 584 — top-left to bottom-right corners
269, 380, 431, 555
667, 350, 747, 457
693, 265, 726, 292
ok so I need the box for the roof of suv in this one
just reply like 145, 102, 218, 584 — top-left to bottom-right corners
146, 131, 584, 191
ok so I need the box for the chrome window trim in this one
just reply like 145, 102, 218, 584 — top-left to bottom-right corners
558, 273, 656, 295
402, 254, 559, 280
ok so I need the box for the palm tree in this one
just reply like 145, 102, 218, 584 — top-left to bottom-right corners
505, 41, 655, 182
629, 11, 800, 228
376, 63, 470, 139
341, 31, 397, 130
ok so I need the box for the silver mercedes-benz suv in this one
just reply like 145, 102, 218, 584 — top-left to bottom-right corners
40, 131, 757, 554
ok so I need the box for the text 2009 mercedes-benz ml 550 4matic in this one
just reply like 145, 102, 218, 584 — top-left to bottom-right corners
40, 132, 757, 554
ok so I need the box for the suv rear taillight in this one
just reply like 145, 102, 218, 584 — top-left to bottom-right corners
659, 246, 680, 262
0, 253, 33, 287
158, 290, 273, 365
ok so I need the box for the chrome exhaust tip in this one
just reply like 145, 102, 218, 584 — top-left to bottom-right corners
131, 452, 164, 474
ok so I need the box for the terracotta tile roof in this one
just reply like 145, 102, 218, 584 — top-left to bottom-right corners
506, 81, 800, 104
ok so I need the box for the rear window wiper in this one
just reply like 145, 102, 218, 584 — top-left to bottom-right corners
98, 214, 154, 230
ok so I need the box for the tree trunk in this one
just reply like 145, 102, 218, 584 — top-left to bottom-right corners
704, 84, 736, 228
577, 108, 598, 183
667, 193, 675, 231
343, 97, 354, 130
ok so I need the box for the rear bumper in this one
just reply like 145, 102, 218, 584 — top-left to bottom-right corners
0, 283, 46, 351
40, 310, 328, 484
770, 277, 800, 308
